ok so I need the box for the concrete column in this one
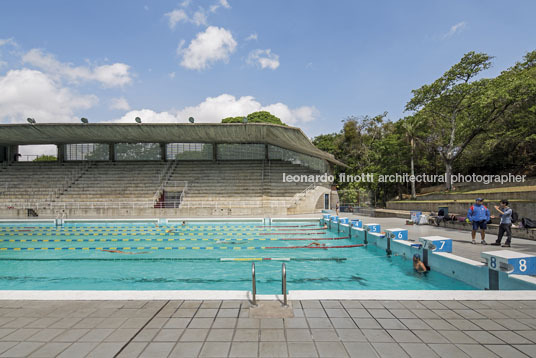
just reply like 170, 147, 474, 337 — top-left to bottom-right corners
265, 144, 269, 160
8, 145, 19, 163
160, 143, 167, 162
109, 144, 115, 162
213, 143, 217, 161
57, 144, 64, 162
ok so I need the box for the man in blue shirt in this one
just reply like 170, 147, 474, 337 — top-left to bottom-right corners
492, 199, 512, 247
467, 198, 490, 245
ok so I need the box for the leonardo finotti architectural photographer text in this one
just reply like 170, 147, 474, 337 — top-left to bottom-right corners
283, 172, 527, 185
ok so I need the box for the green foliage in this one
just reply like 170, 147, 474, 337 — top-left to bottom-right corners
33, 155, 57, 162
221, 111, 284, 125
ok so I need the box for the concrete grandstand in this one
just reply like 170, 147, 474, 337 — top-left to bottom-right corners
0, 123, 344, 218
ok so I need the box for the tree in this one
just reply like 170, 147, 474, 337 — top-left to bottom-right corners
400, 115, 426, 199
406, 50, 536, 190
221, 111, 285, 125
33, 155, 57, 162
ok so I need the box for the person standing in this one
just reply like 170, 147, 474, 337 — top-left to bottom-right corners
467, 198, 490, 245
492, 200, 512, 247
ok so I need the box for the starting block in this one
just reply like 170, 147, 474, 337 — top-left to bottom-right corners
481, 250, 536, 275
351, 220, 362, 228
385, 228, 408, 240
419, 236, 452, 253
330, 215, 338, 223
364, 223, 381, 233
339, 218, 349, 224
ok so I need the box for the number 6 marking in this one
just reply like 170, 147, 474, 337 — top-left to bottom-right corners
397, 232, 403, 239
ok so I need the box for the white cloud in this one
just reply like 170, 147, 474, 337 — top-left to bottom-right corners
0, 69, 97, 124
210, 0, 231, 12
22, 49, 132, 87
246, 49, 280, 70
180, 26, 237, 70
443, 21, 467, 38
180, 0, 191, 7
191, 10, 208, 26
109, 97, 130, 111
113, 94, 317, 125
0, 38, 17, 47
169, 72, 176, 79
165, 9, 188, 29
245, 33, 258, 41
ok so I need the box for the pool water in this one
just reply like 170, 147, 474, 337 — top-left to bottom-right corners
0, 221, 475, 292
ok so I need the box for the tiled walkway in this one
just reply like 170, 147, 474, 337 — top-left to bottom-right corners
1, 299, 536, 357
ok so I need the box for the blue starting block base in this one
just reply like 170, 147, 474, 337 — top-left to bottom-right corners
481, 250, 536, 275
351, 220, 362, 228
386, 228, 408, 241
419, 236, 452, 253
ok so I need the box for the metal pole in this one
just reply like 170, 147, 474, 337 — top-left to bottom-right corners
251, 262, 257, 306
282, 263, 288, 307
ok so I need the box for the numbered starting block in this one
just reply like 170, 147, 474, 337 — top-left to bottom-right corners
364, 223, 381, 233
351, 220, 362, 228
481, 250, 536, 275
419, 236, 452, 253
386, 228, 408, 240
339, 218, 349, 225
330, 215, 338, 223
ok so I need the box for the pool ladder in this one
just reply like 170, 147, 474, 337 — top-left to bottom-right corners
251, 262, 287, 307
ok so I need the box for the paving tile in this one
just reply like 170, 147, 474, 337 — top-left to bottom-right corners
25, 317, 61, 329
439, 330, 477, 344
378, 301, 404, 310
86, 342, 124, 358
516, 330, 536, 343
220, 301, 242, 309
198, 342, 231, 357
307, 318, 333, 329
386, 329, 421, 343
260, 318, 284, 329
217, 309, 239, 318
336, 328, 367, 342
28, 342, 70, 358
376, 318, 406, 330
473, 319, 507, 331
490, 330, 532, 344
233, 329, 259, 341
446, 319, 482, 330
361, 329, 394, 343
169, 342, 203, 358
315, 341, 349, 357
367, 309, 394, 319
173, 309, 197, 318
196, 309, 219, 318
399, 343, 439, 357
347, 309, 372, 318
361, 301, 384, 309
400, 301, 426, 310
398, 318, 431, 330
153, 328, 184, 341
353, 318, 381, 329
200, 301, 222, 309
260, 329, 285, 341
343, 342, 379, 358
388, 309, 417, 319
79, 328, 115, 342
300, 300, 322, 309
212, 318, 237, 329
286, 329, 313, 342
463, 330, 505, 345
411, 330, 449, 344
180, 328, 209, 341
321, 301, 343, 309
188, 318, 214, 329
303, 309, 327, 318
310, 328, 339, 341
456, 343, 501, 358
139, 342, 175, 358
331, 318, 357, 329
57, 342, 99, 358
420, 301, 448, 310
483, 344, 529, 358
371, 342, 409, 358
120, 317, 148, 329
207, 328, 235, 341
428, 343, 471, 358
287, 342, 318, 357
0, 342, 18, 355
493, 319, 532, 330
236, 318, 260, 329
422, 319, 458, 330
325, 308, 349, 318
229, 342, 259, 358
341, 301, 364, 309
145, 317, 168, 329
284, 318, 308, 329
259, 341, 288, 357
0, 342, 44, 358
132, 328, 158, 342
1, 328, 40, 341
432, 310, 463, 319
452, 310, 486, 319
29, 328, 65, 342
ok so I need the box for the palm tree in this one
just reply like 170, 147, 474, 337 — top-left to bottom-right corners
401, 116, 424, 199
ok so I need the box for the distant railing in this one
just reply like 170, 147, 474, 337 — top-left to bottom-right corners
292, 183, 316, 205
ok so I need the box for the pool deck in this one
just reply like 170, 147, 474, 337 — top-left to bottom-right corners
1, 299, 536, 357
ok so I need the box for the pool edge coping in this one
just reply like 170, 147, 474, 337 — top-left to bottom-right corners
1, 290, 536, 300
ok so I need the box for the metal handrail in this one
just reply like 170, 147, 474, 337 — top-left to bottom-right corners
282, 263, 288, 307
251, 262, 257, 306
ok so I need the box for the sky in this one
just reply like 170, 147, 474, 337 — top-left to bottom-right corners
1, 0, 535, 156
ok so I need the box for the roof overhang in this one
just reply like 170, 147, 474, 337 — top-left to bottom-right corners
0, 123, 347, 167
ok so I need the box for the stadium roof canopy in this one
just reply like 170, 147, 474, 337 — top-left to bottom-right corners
0, 123, 346, 166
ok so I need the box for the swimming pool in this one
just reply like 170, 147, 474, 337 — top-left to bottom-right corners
0, 220, 475, 292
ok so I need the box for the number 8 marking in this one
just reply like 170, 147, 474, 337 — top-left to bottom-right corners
519, 259, 527, 272
490, 257, 496, 268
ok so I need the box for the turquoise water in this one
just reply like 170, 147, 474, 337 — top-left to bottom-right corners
0, 221, 475, 292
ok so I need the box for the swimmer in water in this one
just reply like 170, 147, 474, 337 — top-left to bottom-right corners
101, 249, 149, 255
182, 221, 186, 226
413, 254, 427, 273
306, 242, 327, 248
322, 224, 328, 229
